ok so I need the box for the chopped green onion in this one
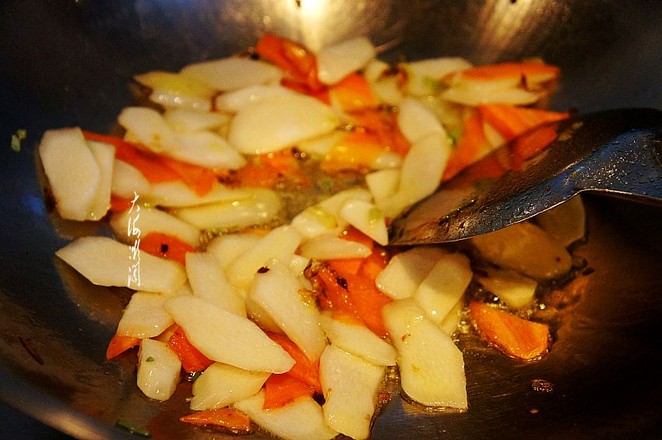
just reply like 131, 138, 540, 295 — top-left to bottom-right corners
115, 419, 151, 437
10, 129, 26, 152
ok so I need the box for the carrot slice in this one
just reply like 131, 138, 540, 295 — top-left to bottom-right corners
353, 109, 410, 156
443, 112, 493, 181
510, 125, 559, 170
469, 301, 550, 361
109, 195, 135, 213
322, 130, 391, 172
180, 408, 251, 433
106, 334, 140, 360
158, 156, 216, 197
167, 326, 214, 373
267, 333, 322, 393
229, 149, 309, 188
460, 62, 559, 83
330, 72, 380, 112
139, 232, 197, 266
262, 373, 315, 410
477, 104, 568, 142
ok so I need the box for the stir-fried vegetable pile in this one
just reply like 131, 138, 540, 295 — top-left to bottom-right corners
38, 34, 584, 439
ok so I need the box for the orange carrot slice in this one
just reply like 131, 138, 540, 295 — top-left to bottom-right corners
109, 195, 135, 213
460, 62, 559, 84
477, 104, 568, 141
330, 72, 380, 112
443, 112, 492, 181
167, 326, 214, 373
262, 373, 315, 410
139, 232, 197, 266
180, 408, 251, 433
106, 334, 140, 360
470, 301, 549, 361
267, 332, 322, 393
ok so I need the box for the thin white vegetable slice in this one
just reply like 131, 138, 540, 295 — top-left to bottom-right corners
442, 86, 542, 106
475, 267, 538, 309
227, 94, 340, 154
163, 108, 230, 133
414, 252, 473, 326
233, 391, 338, 440
298, 236, 371, 260
290, 205, 339, 240
365, 168, 400, 206
172, 187, 281, 231
250, 258, 326, 362
383, 299, 468, 409
396, 97, 444, 144
205, 233, 261, 271
116, 292, 173, 339
215, 84, 294, 113
375, 246, 448, 300
111, 159, 152, 200
470, 221, 572, 280
402, 57, 472, 96
85, 140, 115, 220
339, 199, 389, 246
145, 181, 252, 208
137, 339, 181, 401
164, 295, 294, 373
38, 128, 102, 221
226, 225, 302, 289
169, 131, 246, 169
186, 252, 246, 316
117, 107, 178, 153
110, 207, 201, 247
535, 195, 586, 247
316, 37, 376, 85
319, 345, 385, 440
320, 313, 396, 366
190, 363, 269, 411
56, 236, 187, 293
133, 70, 214, 111
180, 57, 283, 92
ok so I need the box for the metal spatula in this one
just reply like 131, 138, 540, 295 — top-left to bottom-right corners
389, 108, 662, 245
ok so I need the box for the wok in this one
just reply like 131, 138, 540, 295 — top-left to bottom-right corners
1, 0, 661, 438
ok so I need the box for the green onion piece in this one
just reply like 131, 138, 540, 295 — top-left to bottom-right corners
115, 419, 151, 437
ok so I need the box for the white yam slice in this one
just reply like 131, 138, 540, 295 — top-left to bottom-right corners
439, 300, 463, 336
298, 236, 371, 260
164, 295, 294, 373
110, 207, 201, 247
190, 362, 269, 411
475, 267, 538, 309
535, 195, 586, 247
402, 57, 472, 96
111, 160, 152, 200
320, 313, 396, 366
206, 233, 261, 271
180, 57, 283, 92
290, 206, 339, 240
55, 236, 187, 293
318, 188, 372, 218
185, 252, 246, 316
227, 94, 340, 154
172, 187, 281, 231
414, 252, 473, 326
116, 292, 173, 339
133, 70, 214, 111
169, 131, 246, 169
145, 181, 251, 208
370, 75, 404, 106
339, 199, 388, 246
38, 128, 102, 221
441, 86, 542, 106
117, 107, 178, 153
470, 221, 572, 280
396, 97, 444, 144
226, 225, 302, 289
297, 131, 347, 158
375, 246, 448, 300
163, 108, 230, 132
319, 345, 385, 439
383, 299, 468, 409
233, 391, 338, 440
137, 339, 181, 401
85, 141, 115, 220
365, 169, 399, 206
316, 37, 376, 85
250, 259, 326, 362
215, 84, 294, 113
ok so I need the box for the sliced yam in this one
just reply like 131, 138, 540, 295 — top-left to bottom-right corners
110, 207, 201, 247
365, 168, 400, 205
172, 187, 281, 231
55, 236, 187, 293
414, 252, 473, 326
206, 233, 261, 271
180, 57, 283, 92
85, 141, 115, 220
133, 70, 214, 111
317, 188, 372, 219
233, 391, 338, 440
375, 246, 448, 300
290, 205, 339, 240
470, 301, 550, 360
402, 57, 472, 96
226, 225, 302, 289
535, 195, 586, 247
396, 97, 444, 144
299, 236, 372, 261
163, 108, 230, 132
319, 345, 385, 440
249, 259, 326, 362
316, 37, 376, 85
116, 292, 173, 339
442, 86, 543, 106
136, 339, 181, 401
383, 299, 468, 409
439, 300, 463, 336
164, 295, 294, 373
470, 221, 572, 280
362, 58, 390, 83
320, 313, 396, 366
111, 160, 152, 200
38, 128, 102, 221
186, 252, 246, 316
475, 267, 538, 309
369, 74, 404, 106
215, 84, 294, 113
117, 107, 178, 153
180, 408, 251, 433
145, 181, 251, 208
168, 131, 246, 170
297, 130, 347, 158
339, 199, 388, 246
190, 362, 270, 411
227, 94, 340, 155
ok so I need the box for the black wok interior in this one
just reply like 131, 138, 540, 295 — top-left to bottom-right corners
1, 1, 661, 438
